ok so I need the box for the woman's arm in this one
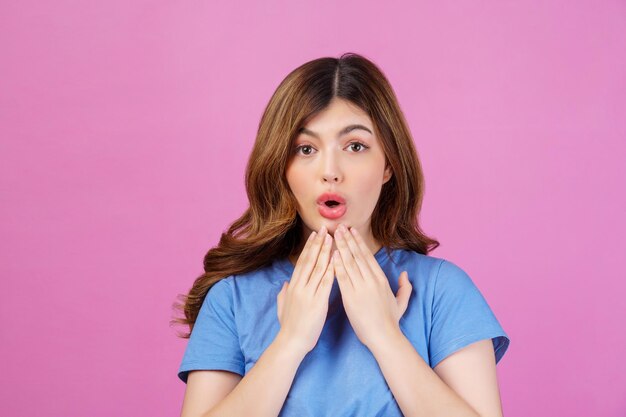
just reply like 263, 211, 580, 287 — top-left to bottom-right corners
369, 329, 500, 417
200, 331, 307, 417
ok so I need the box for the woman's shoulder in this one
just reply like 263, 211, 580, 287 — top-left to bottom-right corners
389, 247, 446, 271
388, 248, 467, 287
219, 258, 290, 292
395, 250, 484, 294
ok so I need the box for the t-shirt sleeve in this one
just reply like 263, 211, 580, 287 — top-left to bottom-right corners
177, 278, 245, 383
428, 259, 510, 369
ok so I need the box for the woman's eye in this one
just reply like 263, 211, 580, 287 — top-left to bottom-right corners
294, 142, 368, 156
347, 142, 369, 152
295, 145, 315, 155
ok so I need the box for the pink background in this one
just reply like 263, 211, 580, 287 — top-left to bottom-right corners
2, 1, 625, 416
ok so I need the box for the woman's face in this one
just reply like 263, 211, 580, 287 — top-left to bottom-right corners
285, 97, 392, 253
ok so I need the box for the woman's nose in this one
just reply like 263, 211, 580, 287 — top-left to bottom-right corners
321, 152, 342, 183
323, 174, 340, 182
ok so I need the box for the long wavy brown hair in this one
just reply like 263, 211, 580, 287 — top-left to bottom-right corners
170, 52, 439, 338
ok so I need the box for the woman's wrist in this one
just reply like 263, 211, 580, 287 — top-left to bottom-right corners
274, 330, 311, 360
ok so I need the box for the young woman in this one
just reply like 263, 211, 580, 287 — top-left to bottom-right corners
172, 53, 510, 417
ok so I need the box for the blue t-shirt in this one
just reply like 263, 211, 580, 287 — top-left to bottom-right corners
178, 247, 510, 416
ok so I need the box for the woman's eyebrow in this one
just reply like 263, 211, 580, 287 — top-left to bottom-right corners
298, 124, 372, 139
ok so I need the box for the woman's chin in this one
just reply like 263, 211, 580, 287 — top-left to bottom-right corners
302, 217, 348, 235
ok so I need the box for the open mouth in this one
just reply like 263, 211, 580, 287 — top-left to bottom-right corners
316, 192, 347, 219
318, 199, 347, 219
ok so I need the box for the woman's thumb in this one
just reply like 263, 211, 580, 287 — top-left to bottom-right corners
279, 281, 288, 297
277, 281, 288, 319
395, 271, 412, 316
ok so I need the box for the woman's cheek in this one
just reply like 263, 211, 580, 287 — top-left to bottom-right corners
287, 168, 310, 200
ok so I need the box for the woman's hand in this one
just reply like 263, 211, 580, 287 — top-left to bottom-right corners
276, 226, 335, 355
332, 223, 412, 350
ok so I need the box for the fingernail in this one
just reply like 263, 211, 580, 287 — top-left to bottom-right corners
324, 234, 331, 244
320, 225, 327, 234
